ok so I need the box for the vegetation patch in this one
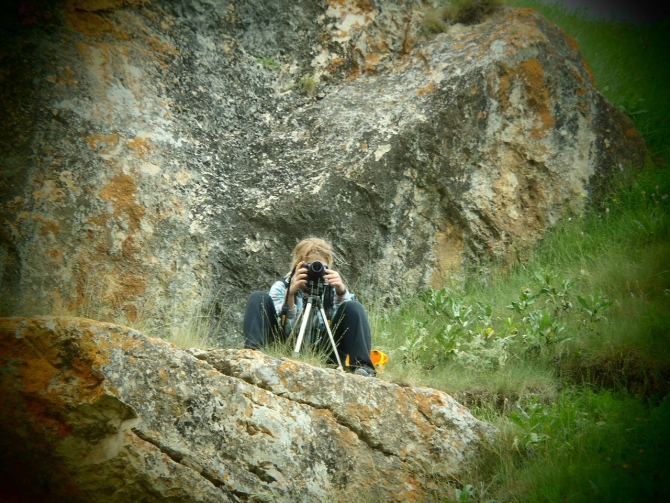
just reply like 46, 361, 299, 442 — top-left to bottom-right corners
422, 0, 503, 34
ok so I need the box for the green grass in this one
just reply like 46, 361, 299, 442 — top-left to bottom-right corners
299, 74, 318, 96
366, 161, 669, 499
421, 0, 503, 33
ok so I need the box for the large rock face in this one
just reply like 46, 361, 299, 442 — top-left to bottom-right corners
0, 316, 496, 502
0, 0, 645, 339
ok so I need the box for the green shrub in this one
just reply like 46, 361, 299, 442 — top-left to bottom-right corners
443, 0, 502, 25
299, 74, 318, 96
421, 7, 448, 34
422, 0, 502, 33
256, 55, 280, 70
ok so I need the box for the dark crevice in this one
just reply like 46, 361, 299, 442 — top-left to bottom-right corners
131, 428, 249, 503
291, 396, 398, 458
195, 353, 399, 458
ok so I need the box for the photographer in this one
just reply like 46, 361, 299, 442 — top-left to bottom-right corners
243, 237, 376, 377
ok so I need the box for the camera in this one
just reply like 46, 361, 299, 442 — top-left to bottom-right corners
304, 260, 327, 292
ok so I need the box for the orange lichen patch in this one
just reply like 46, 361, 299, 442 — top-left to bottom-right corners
85, 212, 110, 228
576, 88, 585, 96
477, 9, 546, 59
402, 31, 415, 58
518, 58, 544, 93
328, 0, 346, 7
416, 51, 431, 72
470, 85, 478, 95
416, 81, 435, 98
79, 269, 147, 308
118, 272, 147, 297
68, 11, 130, 41
99, 173, 146, 231
477, 110, 487, 119
506, 7, 537, 20
363, 52, 380, 74
123, 304, 138, 323
0, 318, 134, 446
68, 10, 111, 37
498, 58, 555, 140
430, 221, 464, 288
563, 31, 581, 53
376, 38, 390, 53
127, 135, 154, 160
356, 0, 375, 12
122, 234, 141, 259
37, 218, 61, 236
348, 57, 361, 80
331, 56, 344, 67
626, 128, 639, 137
581, 57, 595, 85
46, 249, 64, 262
50, 73, 78, 85
33, 180, 65, 205
86, 133, 120, 155
147, 36, 180, 61
360, 143, 368, 150
343, 401, 382, 427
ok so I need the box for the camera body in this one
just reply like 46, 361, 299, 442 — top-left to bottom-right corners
304, 260, 327, 293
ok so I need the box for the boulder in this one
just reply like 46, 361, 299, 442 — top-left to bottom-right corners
0, 1, 645, 339
0, 316, 496, 502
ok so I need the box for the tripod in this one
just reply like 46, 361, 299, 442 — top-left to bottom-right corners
293, 282, 344, 372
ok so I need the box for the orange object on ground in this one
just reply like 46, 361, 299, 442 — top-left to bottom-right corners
345, 350, 388, 372
371, 349, 388, 373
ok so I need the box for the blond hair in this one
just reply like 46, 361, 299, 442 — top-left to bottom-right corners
288, 237, 333, 274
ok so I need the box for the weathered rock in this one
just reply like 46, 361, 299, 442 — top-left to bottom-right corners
0, 316, 497, 502
0, 1, 645, 340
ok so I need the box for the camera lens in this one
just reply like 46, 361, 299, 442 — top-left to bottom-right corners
308, 261, 324, 274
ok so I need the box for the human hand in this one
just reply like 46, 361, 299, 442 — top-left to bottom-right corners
288, 262, 308, 297
324, 268, 346, 296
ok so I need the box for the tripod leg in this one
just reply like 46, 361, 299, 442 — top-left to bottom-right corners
320, 306, 344, 371
293, 301, 313, 357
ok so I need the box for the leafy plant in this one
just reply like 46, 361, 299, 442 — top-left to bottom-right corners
420, 287, 515, 369
508, 396, 553, 452
522, 309, 567, 346
506, 288, 537, 314
256, 55, 280, 69
455, 484, 475, 502
533, 271, 574, 310
399, 319, 428, 363
576, 292, 612, 323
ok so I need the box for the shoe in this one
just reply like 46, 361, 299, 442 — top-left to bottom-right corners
353, 366, 376, 378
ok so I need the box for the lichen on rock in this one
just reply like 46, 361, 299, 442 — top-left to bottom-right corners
0, 1, 645, 340
1, 316, 497, 502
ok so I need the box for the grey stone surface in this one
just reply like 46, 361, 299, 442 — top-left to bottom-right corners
0, 316, 497, 502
